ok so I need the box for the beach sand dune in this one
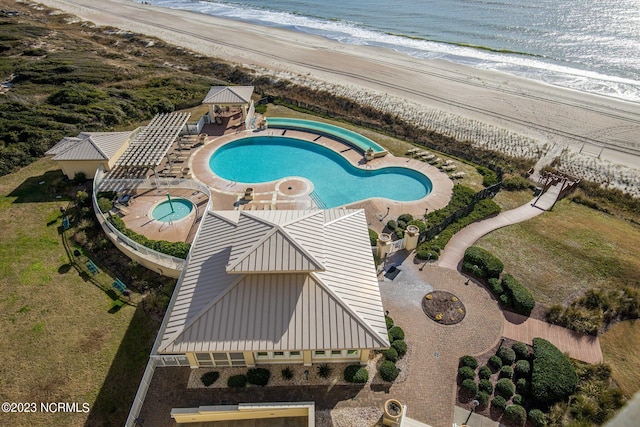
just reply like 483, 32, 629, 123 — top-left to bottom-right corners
35, 0, 640, 194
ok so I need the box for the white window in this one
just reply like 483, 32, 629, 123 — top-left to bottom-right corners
194, 352, 245, 367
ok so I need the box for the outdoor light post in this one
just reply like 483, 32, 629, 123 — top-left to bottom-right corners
304, 370, 309, 381
464, 400, 480, 424
498, 337, 506, 349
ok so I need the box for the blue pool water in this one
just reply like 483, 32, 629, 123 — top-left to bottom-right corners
152, 198, 194, 222
209, 136, 432, 208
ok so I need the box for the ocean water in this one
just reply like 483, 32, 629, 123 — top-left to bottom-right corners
149, 0, 640, 102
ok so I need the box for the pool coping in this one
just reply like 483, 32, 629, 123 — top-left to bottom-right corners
189, 128, 453, 227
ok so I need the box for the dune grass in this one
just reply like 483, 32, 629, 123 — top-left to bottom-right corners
475, 199, 640, 307
600, 320, 640, 398
0, 158, 159, 426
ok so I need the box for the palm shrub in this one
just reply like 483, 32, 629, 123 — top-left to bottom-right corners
200, 371, 219, 386
531, 338, 578, 405
281, 367, 294, 380
514, 360, 530, 377
459, 355, 478, 369
492, 395, 507, 411
388, 326, 405, 342
461, 379, 478, 395
317, 363, 332, 379
383, 347, 398, 363
380, 360, 398, 382
247, 368, 270, 386
500, 366, 514, 379
504, 404, 527, 425
458, 366, 476, 381
479, 379, 493, 394
478, 366, 492, 380
392, 339, 407, 357
496, 378, 516, 398
497, 346, 516, 365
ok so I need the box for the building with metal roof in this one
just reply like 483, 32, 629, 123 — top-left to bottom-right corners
154, 208, 389, 368
45, 131, 132, 179
202, 85, 254, 122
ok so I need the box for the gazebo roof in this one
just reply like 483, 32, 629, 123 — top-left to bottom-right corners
46, 132, 131, 161
202, 86, 254, 105
116, 112, 190, 168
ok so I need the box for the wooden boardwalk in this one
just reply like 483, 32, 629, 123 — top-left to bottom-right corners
502, 311, 603, 364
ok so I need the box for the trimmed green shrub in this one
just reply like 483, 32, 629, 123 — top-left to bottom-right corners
97, 197, 113, 213
459, 355, 479, 369
394, 229, 404, 239
391, 339, 407, 357
512, 342, 530, 360
462, 246, 504, 279
407, 219, 427, 232
380, 360, 398, 382
416, 248, 439, 260
344, 365, 368, 383
368, 228, 378, 246
388, 326, 405, 342
514, 360, 530, 377
531, 338, 578, 405
383, 347, 398, 363
398, 213, 413, 223
502, 274, 535, 315
461, 379, 478, 395
502, 175, 531, 191
489, 355, 503, 370
227, 375, 246, 388
495, 378, 516, 398
200, 371, 219, 386
281, 367, 294, 380
107, 215, 191, 258
516, 377, 529, 394
500, 366, 514, 379
478, 366, 492, 380
492, 395, 507, 411
479, 379, 493, 394
385, 315, 394, 330
397, 220, 407, 230
512, 394, 523, 405
247, 368, 270, 386
459, 366, 476, 381
386, 220, 397, 231
475, 391, 490, 407
477, 166, 499, 187
499, 294, 512, 306
497, 347, 517, 365
528, 408, 548, 427
504, 404, 527, 425
488, 278, 504, 295
72, 171, 87, 184
317, 363, 332, 379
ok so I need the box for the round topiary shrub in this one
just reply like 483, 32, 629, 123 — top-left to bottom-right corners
495, 378, 516, 398
459, 355, 479, 369
386, 220, 397, 231
397, 220, 407, 230
504, 404, 527, 425
491, 395, 507, 411
344, 365, 368, 383
516, 377, 529, 394
247, 368, 270, 386
380, 360, 399, 382
512, 342, 530, 360
497, 346, 517, 365
499, 293, 512, 306
228, 374, 247, 388
500, 365, 514, 379
384, 347, 398, 363
479, 379, 493, 394
475, 390, 490, 407
489, 355, 503, 371
458, 366, 476, 381
512, 394, 523, 405
528, 408, 548, 427
461, 379, 478, 395
478, 366, 492, 380
391, 339, 407, 357
385, 315, 394, 330
388, 326, 405, 342
514, 360, 530, 377
200, 371, 220, 387
398, 213, 413, 223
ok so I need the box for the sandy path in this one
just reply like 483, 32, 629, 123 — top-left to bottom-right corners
35, 0, 640, 172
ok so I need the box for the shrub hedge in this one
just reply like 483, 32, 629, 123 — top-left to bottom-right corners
478, 366, 492, 380
380, 360, 399, 382
504, 404, 527, 425
495, 378, 516, 398
388, 326, 405, 342
385, 315, 394, 330
497, 347, 517, 365
502, 273, 535, 315
462, 246, 504, 279
459, 366, 476, 381
461, 378, 478, 395
200, 371, 219, 387
488, 278, 503, 295
531, 338, 578, 405
247, 368, 270, 386
368, 228, 378, 246
227, 375, 247, 388
383, 347, 399, 363
108, 215, 190, 258
459, 355, 479, 369
391, 339, 407, 357
344, 365, 368, 383
492, 395, 507, 411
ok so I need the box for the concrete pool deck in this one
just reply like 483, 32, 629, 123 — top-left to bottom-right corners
190, 127, 453, 229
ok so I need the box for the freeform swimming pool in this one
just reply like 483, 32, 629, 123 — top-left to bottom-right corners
209, 136, 432, 208
152, 198, 194, 222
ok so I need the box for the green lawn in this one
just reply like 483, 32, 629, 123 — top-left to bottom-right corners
0, 159, 158, 427
600, 320, 640, 398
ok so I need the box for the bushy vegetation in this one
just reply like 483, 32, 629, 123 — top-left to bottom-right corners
502, 174, 532, 191
391, 339, 407, 357
497, 347, 516, 365
281, 367, 294, 380
108, 215, 190, 258
459, 355, 479, 369
478, 366, 492, 380
495, 378, 516, 398
385, 315, 394, 330
528, 409, 547, 427
200, 371, 219, 387
475, 390, 491, 407
504, 404, 527, 425
380, 360, 398, 382
388, 326, 405, 342
512, 342, 531, 360
500, 365, 514, 379
488, 355, 503, 370
368, 228, 378, 246
227, 374, 247, 388
317, 363, 332, 379
501, 274, 535, 315
461, 378, 478, 395
344, 365, 368, 383
477, 165, 499, 187
531, 338, 578, 405
383, 347, 398, 363
462, 246, 504, 279
458, 366, 476, 381
514, 360, 530, 377
492, 395, 507, 411
479, 379, 493, 394
247, 368, 271, 386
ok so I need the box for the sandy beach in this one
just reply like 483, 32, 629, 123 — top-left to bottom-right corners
34, 0, 640, 194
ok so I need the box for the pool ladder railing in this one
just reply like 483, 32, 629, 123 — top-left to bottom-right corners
310, 191, 328, 210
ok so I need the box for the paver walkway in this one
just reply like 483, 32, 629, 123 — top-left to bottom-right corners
438, 183, 561, 270
502, 311, 603, 364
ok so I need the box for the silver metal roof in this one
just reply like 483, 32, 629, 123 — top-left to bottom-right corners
116, 112, 190, 168
202, 86, 254, 105
46, 132, 131, 161
158, 209, 389, 354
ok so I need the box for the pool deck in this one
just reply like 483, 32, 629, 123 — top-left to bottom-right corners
190, 127, 453, 232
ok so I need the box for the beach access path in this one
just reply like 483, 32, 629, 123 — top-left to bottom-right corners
37, 0, 640, 171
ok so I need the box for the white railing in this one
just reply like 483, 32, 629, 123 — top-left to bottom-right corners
125, 357, 159, 426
